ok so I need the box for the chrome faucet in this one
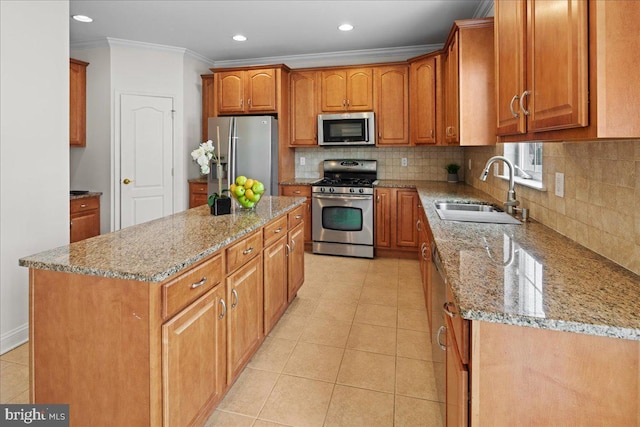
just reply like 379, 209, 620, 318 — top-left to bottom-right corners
480, 156, 519, 214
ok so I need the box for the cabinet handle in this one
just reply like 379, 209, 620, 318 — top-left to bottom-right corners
285, 243, 291, 256
70, 220, 73, 227
445, 126, 452, 137
80, 204, 87, 208
376, 195, 380, 202
247, 98, 252, 106
346, 99, 350, 107
295, 214, 303, 219
416, 219, 422, 231
199, 187, 205, 191
274, 227, 283, 234
443, 302, 456, 318
430, 129, 434, 138
231, 289, 238, 308
519, 90, 531, 116
293, 190, 301, 194
290, 238, 296, 253
219, 298, 226, 319
240, 99, 243, 108
191, 277, 207, 289
509, 94, 520, 118
437, 325, 447, 351
242, 247, 253, 255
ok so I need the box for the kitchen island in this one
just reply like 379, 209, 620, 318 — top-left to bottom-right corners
19, 196, 306, 427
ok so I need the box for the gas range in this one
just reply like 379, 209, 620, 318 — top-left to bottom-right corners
311, 160, 377, 259
311, 160, 378, 195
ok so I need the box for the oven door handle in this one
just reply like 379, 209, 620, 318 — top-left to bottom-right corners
312, 194, 373, 201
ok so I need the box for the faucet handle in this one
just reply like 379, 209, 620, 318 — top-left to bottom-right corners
504, 200, 520, 207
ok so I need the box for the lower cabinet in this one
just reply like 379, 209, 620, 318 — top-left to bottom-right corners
70, 196, 100, 243
445, 315, 468, 427
374, 187, 420, 256
226, 255, 263, 385
189, 180, 208, 208
162, 286, 226, 427
281, 185, 312, 243
287, 221, 305, 302
263, 235, 288, 334
418, 209, 432, 322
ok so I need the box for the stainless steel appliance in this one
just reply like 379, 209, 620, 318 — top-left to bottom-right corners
431, 246, 446, 420
312, 159, 377, 258
317, 112, 375, 146
207, 116, 278, 197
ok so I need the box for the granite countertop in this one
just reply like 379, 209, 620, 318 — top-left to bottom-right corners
20, 196, 306, 283
279, 178, 318, 186
412, 182, 640, 341
70, 191, 103, 200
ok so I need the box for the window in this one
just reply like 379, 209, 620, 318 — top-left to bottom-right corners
502, 142, 544, 190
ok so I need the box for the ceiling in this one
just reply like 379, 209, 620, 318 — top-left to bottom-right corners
69, 1, 492, 65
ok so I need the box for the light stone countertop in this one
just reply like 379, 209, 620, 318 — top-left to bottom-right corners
409, 181, 640, 341
70, 191, 102, 200
279, 178, 318, 185
20, 196, 306, 283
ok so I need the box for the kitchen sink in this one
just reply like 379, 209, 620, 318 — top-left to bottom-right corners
434, 202, 501, 212
434, 201, 521, 225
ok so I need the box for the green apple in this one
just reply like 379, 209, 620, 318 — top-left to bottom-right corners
234, 185, 246, 197
237, 195, 247, 205
251, 181, 265, 195
236, 175, 247, 186
251, 193, 261, 203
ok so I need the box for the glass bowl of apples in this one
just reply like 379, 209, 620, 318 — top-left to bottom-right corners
229, 175, 265, 210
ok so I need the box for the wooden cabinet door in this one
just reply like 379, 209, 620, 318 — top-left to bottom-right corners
226, 256, 263, 384
495, 0, 527, 136
201, 74, 216, 140
246, 68, 276, 112
396, 190, 419, 248
189, 181, 209, 208
70, 59, 88, 147
347, 68, 373, 111
375, 65, 409, 146
444, 32, 459, 144
263, 236, 288, 334
290, 71, 318, 146
287, 223, 305, 302
217, 71, 245, 114
70, 210, 100, 243
410, 56, 438, 145
162, 286, 226, 427
374, 188, 393, 248
321, 70, 348, 111
527, 0, 588, 132
446, 316, 468, 427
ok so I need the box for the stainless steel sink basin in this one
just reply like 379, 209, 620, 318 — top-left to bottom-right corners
434, 202, 501, 212
434, 201, 521, 225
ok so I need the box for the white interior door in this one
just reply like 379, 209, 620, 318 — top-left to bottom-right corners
120, 94, 174, 228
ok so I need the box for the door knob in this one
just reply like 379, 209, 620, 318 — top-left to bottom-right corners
123, 178, 131, 185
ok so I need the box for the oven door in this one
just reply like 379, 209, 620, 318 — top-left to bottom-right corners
312, 193, 373, 245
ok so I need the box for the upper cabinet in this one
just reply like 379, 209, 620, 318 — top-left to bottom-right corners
495, 0, 588, 137
215, 68, 277, 115
320, 68, 373, 112
495, 0, 640, 142
289, 71, 319, 147
70, 58, 89, 147
201, 74, 216, 141
375, 65, 410, 146
443, 18, 496, 146
409, 54, 441, 145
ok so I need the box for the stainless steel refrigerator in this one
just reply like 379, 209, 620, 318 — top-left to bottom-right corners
207, 116, 278, 197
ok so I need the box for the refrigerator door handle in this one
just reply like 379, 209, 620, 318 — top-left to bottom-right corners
228, 117, 236, 187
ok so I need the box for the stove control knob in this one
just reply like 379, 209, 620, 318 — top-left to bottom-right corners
359, 188, 365, 193
329, 187, 335, 193
349, 188, 355, 193
320, 187, 325, 192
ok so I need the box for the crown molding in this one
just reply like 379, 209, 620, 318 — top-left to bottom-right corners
70, 38, 110, 50
473, 0, 494, 18
212, 43, 443, 69
106, 37, 187, 55
184, 49, 216, 67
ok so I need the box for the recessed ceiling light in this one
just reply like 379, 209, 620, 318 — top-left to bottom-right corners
72, 15, 93, 23
338, 24, 354, 32
233, 34, 247, 42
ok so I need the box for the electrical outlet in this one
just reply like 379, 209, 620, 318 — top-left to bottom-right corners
468, 159, 472, 170
555, 172, 565, 197
401, 158, 408, 167
300, 157, 305, 166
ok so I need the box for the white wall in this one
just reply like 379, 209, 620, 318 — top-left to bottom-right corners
70, 46, 112, 233
0, 1, 69, 353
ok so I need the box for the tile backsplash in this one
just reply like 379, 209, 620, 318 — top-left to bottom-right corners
294, 146, 465, 181
464, 140, 640, 275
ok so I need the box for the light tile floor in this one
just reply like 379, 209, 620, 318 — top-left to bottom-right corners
0, 253, 444, 426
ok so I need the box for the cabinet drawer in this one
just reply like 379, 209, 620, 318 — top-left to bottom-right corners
226, 230, 263, 273
162, 252, 224, 319
288, 204, 305, 229
445, 285, 469, 364
281, 185, 311, 197
70, 196, 99, 214
189, 182, 208, 195
264, 215, 288, 247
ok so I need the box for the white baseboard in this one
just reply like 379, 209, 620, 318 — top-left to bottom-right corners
1, 323, 28, 355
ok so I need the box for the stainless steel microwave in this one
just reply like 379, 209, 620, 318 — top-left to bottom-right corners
317, 112, 375, 146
